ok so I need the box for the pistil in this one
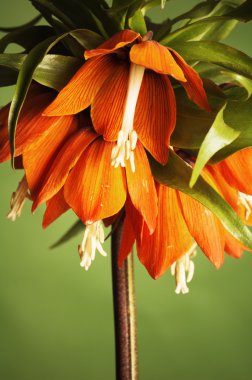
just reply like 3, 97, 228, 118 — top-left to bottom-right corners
7, 176, 31, 221
171, 242, 197, 294
111, 63, 145, 172
78, 221, 107, 270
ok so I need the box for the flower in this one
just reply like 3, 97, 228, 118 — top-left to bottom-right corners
44, 30, 210, 171
0, 83, 250, 291
117, 151, 252, 293
0, 86, 158, 270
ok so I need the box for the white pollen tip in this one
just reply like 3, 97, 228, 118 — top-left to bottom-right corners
78, 222, 107, 271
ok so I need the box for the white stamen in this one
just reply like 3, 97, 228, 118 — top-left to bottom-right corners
78, 221, 107, 271
237, 192, 252, 220
111, 63, 145, 172
170, 242, 197, 295
7, 176, 31, 221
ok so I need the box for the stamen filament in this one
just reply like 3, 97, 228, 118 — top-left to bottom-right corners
171, 242, 197, 294
111, 63, 145, 172
7, 176, 30, 221
78, 221, 107, 271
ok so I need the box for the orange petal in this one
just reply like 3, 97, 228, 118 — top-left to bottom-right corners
85, 30, 140, 59
130, 41, 186, 80
215, 148, 252, 195
42, 188, 70, 228
118, 216, 136, 267
44, 54, 119, 116
23, 115, 78, 197
134, 71, 176, 164
0, 103, 10, 162
169, 48, 210, 111
126, 142, 157, 233
32, 128, 98, 211
137, 184, 192, 279
0, 91, 55, 162
91, 61, 129, 139
64, 139, 127, 223
178, 191, 225, 268
118, 196, 146, 267
225, 233, 244, 259
206, 165, 239, 211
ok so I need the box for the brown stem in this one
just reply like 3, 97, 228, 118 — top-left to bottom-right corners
111, 219, 138, 380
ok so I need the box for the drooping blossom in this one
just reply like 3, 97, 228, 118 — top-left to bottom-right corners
0, 83, 250, 292
0, 86, 158, 270
118, 150, 252, 293
44, 30, 210, 171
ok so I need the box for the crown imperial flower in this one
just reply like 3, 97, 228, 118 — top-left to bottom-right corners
44, 30, 210, 169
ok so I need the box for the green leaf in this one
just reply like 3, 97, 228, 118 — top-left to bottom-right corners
0, 14, 42, 32
171, 87, 225, 150
8, 36, 56, 165
159, 0, 252, 46
160, 16, 237, 45
8, 28, 103, 164
127, 8, 147, 35
0, 67, 18, 87
150, 150, 252, 249
0, 53, 82, 90
196, 62, 252, 98
50, 220, 84, 249
161, 0, 166, 9
212, 96, 252, 161
172, 85, 252, 161
190, 104, 240, 187
69, 29, 104, 50
30, 0, 116, 37
0, 25, 54, 53
173, 41, 252, 81
226, 0, 252, 22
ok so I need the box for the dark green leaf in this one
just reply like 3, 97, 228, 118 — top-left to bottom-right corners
8, 28, 103, 163
0, 67, 18, 87
30, 0, 77, 29
226, 0, 252, 22
34, 55, 82, 90
196, 62, 252, 98
150, 150, 252, 249
171, 87, 225, 150
190, 104, 240, 187
173, 41, 252, 80
172, 85, 252, 161
0, 25, 54, 53
50, 220, 84, 249
0, 53, 82, 90
69, 29, 104, 50
0, 14, 42, 32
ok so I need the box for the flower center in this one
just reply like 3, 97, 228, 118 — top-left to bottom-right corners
237, 192, 252, 220
78, 221, 107, 270
7, 176, 31, 221
170, 242, 197, 294
111, 63, 145, 172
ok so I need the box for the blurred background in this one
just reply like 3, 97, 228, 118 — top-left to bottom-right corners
0, 1, 252, 379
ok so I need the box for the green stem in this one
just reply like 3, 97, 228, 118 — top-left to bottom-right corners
111, 219, 138, 380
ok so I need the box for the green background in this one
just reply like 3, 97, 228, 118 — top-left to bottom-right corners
0, 1, 252, 379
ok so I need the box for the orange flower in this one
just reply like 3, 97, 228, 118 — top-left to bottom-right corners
0, 86, 158, 269
208, 148, 252, 225
118, 156, 250, 293
44, 30, 210, 171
